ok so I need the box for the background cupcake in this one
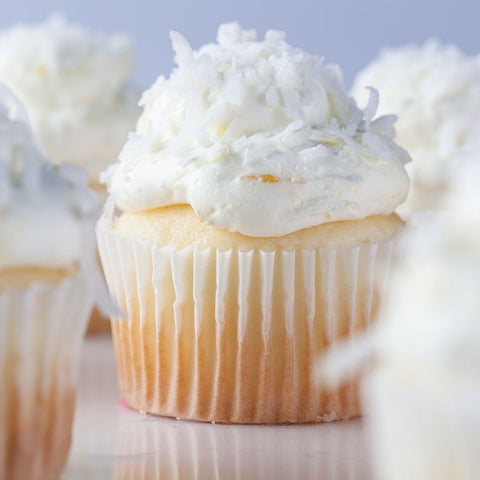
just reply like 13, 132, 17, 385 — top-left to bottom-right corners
0, 13, 140, 191
362, 161, 480, 479
99, 23, 410, 424
0, 14, 141, 333
351, 41, 480, 213
0, 86, 110, 480
318, 158, 480, 478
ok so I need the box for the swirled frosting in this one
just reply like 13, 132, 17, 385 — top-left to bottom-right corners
352, 41, 480, 201
0, 85, 97, 270
0, 14, 139, 182
106, 23, 410, 237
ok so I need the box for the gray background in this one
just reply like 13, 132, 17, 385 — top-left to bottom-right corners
1, 0, 478, 90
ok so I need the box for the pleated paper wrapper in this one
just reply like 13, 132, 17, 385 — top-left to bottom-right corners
0, 276, 92, 480
365, 370, 480, 480
97, 208, 395, 424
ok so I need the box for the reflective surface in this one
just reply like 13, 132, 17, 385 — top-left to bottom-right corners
64, 336, 372, 480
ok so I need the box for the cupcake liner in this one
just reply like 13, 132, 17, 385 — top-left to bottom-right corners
97, 207, 395, 423
0, 276, 92, 480
365, 370, 480, 480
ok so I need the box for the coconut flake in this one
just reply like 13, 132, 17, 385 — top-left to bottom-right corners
363, 86, 379, 126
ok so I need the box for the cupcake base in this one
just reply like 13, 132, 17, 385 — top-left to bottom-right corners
1, 385, 75, 480
0, 270, 91, 480
98, 206, 398, 424
110, 289, 363, 424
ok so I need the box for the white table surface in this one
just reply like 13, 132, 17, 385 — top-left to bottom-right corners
63, 336, 372, 480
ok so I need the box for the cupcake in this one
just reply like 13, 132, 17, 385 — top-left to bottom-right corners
0, 86, 109, 480
351, 41, 480, 213
0, 14, 140, 191
98, 23, 410, 424
0, 14, 141, 333
362, 163, 480, 480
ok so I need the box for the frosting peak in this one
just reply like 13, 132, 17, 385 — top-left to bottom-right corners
106, 23, 410, 237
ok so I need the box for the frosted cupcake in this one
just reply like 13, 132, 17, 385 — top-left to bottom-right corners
0, 86, 109, 480
0, 14, 141, 333
98, 23, 410, 424
363, 163, 480, 479
0, 14, 140, 191
351, 41, 480, 213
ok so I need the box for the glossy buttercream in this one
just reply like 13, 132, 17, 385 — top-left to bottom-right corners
106, 23, 410, 237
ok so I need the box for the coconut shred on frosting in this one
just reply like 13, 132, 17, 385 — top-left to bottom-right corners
0, 85, 97, 270
0, 14, 139, 180
105, 23, 410, 237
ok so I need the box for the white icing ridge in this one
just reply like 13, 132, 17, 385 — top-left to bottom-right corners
0, 14, 140, 181
105, 23, 410, 237
0, 84, 97, 270
352, 41, 480, 206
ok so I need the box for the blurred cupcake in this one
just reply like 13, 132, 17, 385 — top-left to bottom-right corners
0, 14, 141, 333
0, 86, 109, 480
352, 41, 480, 213
98, 23, 410, 424
363, 161, 480, 479
0, 13, 140, 191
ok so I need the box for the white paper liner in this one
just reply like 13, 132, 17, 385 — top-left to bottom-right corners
0, 276, 92, 480
365, 370, 480, 480
97, 206, 395, 423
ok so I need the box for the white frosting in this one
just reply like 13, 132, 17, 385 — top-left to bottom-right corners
106, 23, 410, 237
0, 85, 98, 270
0, 14, 139, 181
352, 41, 480, 210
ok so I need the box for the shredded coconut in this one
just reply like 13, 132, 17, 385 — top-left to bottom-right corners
106, 23, 410, 237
